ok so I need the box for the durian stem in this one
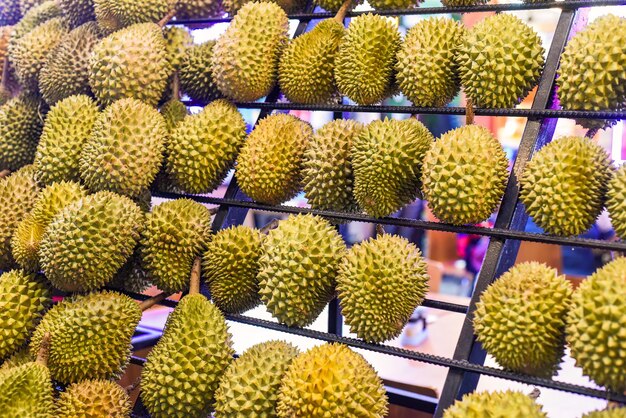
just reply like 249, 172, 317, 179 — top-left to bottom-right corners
376, 224, 386, 236
334, 0, 353, 22
139, 291, 171, 311
585, 128, 599, 139
465, 98, 475, 125
158, 9, 177, 28
528, 388, 541, 400
124, 376, 142, 395
208, 207, 220, 216
189, 257, 201, 295
260, 218, 279, 234
0, 169, 10, 179
36, 332, 51, 367
171, 71, 180, 100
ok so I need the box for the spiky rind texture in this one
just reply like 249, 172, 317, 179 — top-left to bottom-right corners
59, 0, 95, 27
0, 347, 32, 371
109, 248, 152, 293
32, 182, 85, 228
0, 0, 21, 25
353, 118, 434, 218
223, 0, 306, 14
160, 98, 188, 132
34, 94, 99, 185
214, 341, 300, 417
567, 257, 626, 392
163, 26, 192, 72
277, 343, 388, 418
11, 1, 61, 40
442, 390, 547, 418
93, 0, 173, 29
141, 199, 212, 293
203, 225, 263, 314
313, 0, 360, 12
396, 17, 465, 107
40, 191, 144, 292
0, 361, 54, 417
176, 0, 223, 19
607, 165, 626, 240
237, 113, 312, 205
519, 136, 612, 236
582, 409, 626, 418
0, 95, 43, 171
258, 214, 345, 327
279, 19, 344, 104
335, 13, 400, 105
11, 215, 44, 271
167, 99, 246, 193
458, 13, 544, 108
141, 294, 234, 418
179, 41, 222, 103
56, 379, 132, 418
212, 2, 289, 101
19, 0, 47, 14
368, 0, 418, 9
441, 0, 487, 4
422, 125, 509, 225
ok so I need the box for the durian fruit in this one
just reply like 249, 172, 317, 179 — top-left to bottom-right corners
236, 113, 312, 205
32, 181, 87, 226
607, 165, 626, 240
59, 0, 96, 27
303, 119, 363, 213
223, 0, 307, 15
422, 125, 509, 225
442, 390, 547, 418
93, 0, 175, 30
89, 22, 170, 107
0, 0, 21, 25
0, 270, 50, 361
160, 97, 188, 132
203, 225, 263, 314
176, 0, 223, 19
353, 118, 434, 218
314, 0, 360, 13
19, 0, 47, 14
56, 379, 132, 418
163, 26, 192, 72
258, 214, 345, 327
582, 408, 626, 418
39, 21, 101, 106
133, 188, 152, 212
108, 247, 152, 293
337, 233, 429, 343
179, 41, 223, 103
34, 94, 100, 185
141, 199, 212, 293
39, 191, 144, 292
369, 0, 418, 10
396, 17, 466, 107
567, 257, 626, 392
166, 99, 246, 193
277, 343, 388, 418
214, 341, 300, 417
212, 2, 289, 101
519, 136, 613, 237
0, 347, 32, 371
335, 13, 400, 105
440, 0, 487, 5
80, 98, 167, 197
11, 1, 62, 40
0, 95, 44, 172
457, 13, 544, 108
474, 262, 572, 377
11, 214, 44, 271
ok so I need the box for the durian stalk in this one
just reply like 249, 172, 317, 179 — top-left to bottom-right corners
260, 218, 280, 234
376, 224, 386, 236
189, 257, 201, 295
35, 332, 51, 366
465, 98, 475, 125
139, 291, 171, 311
586, 128, 599, 139
334, 0, 353, 21
125, 376, 141, 395
528, 388, 540, 400
0, 169, 10, 178
171, 71, 181, 100
158, 9, 178, 28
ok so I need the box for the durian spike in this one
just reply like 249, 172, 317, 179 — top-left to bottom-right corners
139, 291, 171, 311
260, 218, 280, 234
0, 169, 10, 179
376, 224, 386, 236
528, 388, 541, 400
158, 9, 178, 28
334, 0, 353, 22
465, 98, 475, 125
586, 128, 599, 139
35, 332, 51, 366
189, 257, 201, 295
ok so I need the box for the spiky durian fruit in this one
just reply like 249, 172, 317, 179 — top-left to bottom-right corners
519, 136, 612, 236
39, 21, 100, 106
0, 359, 55, 417
179, 41, 222, 103
474, 262, 572, 377
203, 225, 263, 314
34, 94, 99, 185
109, 247, 152, 293
30, 291, 142, 384
11, 215, 44, 271
167, 99, 246, 193
223, 0, 306, 14
442, 390, 547, 418
607, 165, 626, 240
19, 0, 47, 14
93, 0, 173, 29
337, 234, 428, 343
314, 0, 360, 12
582, 408, 626, 418
0, 0, 21, 25
458, 13, 544, 108
567, 257, 626, 392
11, 1, 62, 40
32, 181, 86, 226
277, 343, 388, 418
163, 26, 192, 72
176, 0, 223, 19
396, 17, 465, 107
258, 214, 345, 327
353, 118, 434, 218
56, 379, 131, 417
368, 0, 418, 9
212, 2, 289, 101
89, 22, 170, 106
236, 113, 312, 205
279, 18, 345, 104
0, 95, 44, 171
0, 347, 32, 371
160, 98, 188, 132
422, 125, 509, 225
558, 15, 626, 130
40, 191, 144, 292
214, 341, 300, 417
441, 0, 487, 5
335, 14, 400, 105
59, 0, 96, 27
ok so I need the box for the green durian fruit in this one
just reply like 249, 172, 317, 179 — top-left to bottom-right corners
93, 0, 124, 34
303, 119, 363, 213
32, 181, 87, 226
167, 99, 246, 193
19, 0, 47, 14
236, 113, 312, 205
56, 379, 132, 417
335, 13, 400, 105
93, 0, 173, 29
163, 26, 192, 72
558, 15, 626, 130
89, 22, 170, 106
29, 291, 142, 384
0, 95, 44, 171
458, 13, 544, 108
109, 247, 152, 293
607, 165, 626, 240
353, 118, 434, 218
519, 136, 613, 237
58, 0, 96, 27
0, 347, 33, 371
40, 191, 144, 292
34, 94, 100, 185
160, 98, 188, 132
258, 214, 345, 327
223, 0, 306, 15
337, 233, 428, 343
214, 341, 300, 417
279, 18, 345, 104
0, 358, 55, 417
474, 262, 572, 377
277, 343, 388, 418
80, 98, 167, 197
368, 0, 418, 10
133, 188, 152, 212
422, 125, 509, 225
442, 390, 547, 418
179, 41, 223, 103
141, 199, 212, 293
176, 0, 223, 19
203, 225, 263, 314
314, 0, 360, 12
11, 1, 62, 40
39, 21, 101, 106
0, 0, 21, 25
567, 257, 626, 392
440, 0, 487, 5
0, 270, 50, 361
212, 2, 289, 101
396, 17, 466, 107
583, 408, 626, 418
11, 215, 44, 271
